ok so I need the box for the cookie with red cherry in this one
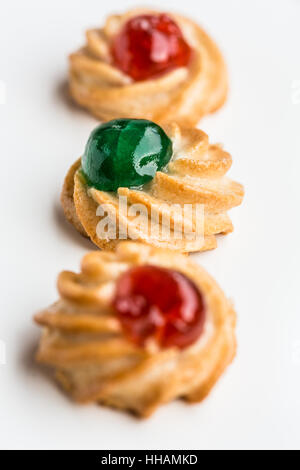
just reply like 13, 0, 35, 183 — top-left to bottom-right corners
34, 242, 236, 417
69, 8, 227, 125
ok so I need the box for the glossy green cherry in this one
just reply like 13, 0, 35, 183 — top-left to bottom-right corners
81, 118, 173, 191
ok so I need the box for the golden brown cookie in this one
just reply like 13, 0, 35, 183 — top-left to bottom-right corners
61, 122, 244, 253
34, 242, 236, 417
69, 8, 228, 125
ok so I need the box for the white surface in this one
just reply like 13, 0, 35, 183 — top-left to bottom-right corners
0, 0, 299, 450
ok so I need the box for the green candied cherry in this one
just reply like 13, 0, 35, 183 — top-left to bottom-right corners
81, 118, 173, 191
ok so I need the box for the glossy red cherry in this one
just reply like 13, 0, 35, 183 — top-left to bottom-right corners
113, 265, 205, 349
111, 14, 192, 81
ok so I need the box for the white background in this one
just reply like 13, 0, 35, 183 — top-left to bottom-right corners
0, 0, 299, 450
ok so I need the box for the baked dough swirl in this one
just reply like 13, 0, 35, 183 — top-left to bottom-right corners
34, 242, 236, 417
69, 8, 228, 125
61, 122, 244, 253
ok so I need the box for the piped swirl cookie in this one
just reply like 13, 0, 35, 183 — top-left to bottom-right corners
34, 242, 236, 417
61, 119, 244, 253
69, 8, 228, 125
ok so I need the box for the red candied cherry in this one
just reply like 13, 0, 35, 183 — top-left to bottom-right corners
111, 14, 192, 81
113, 265, 206, 349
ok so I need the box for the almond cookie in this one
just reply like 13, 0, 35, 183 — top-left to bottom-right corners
69, 8, 228, 125
34, 242, 236, 417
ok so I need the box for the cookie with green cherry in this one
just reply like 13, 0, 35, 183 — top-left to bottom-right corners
61, 118, 244, 253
